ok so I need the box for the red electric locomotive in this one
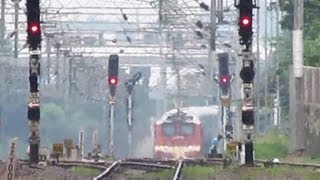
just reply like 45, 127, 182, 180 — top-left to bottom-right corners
154, 110, 203, 160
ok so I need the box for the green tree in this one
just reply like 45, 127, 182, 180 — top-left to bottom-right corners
280, 0, 320, 67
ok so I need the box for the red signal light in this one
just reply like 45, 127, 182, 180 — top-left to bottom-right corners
110, 78, 117, 84
31, 25, 38, 32
108, 76, 118, 86
220, 75, 230, 84
28, 23, 40, 34
222, 77, 227, 83
241, 17, 250, 26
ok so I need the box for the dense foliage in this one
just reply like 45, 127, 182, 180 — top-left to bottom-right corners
280, 0, 320, 67
262, 0, 320, 135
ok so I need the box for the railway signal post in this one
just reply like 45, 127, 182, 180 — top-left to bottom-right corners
214, 53, 235, 154
26, 0, 42, 164
218, 53, 235, 152
239, 50, 255, 165
107, 54, 119, 157
236, 0, 257, 165
125, 72, 141, 157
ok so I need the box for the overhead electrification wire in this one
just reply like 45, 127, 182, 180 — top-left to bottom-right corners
39, 1, 208, 57
105, 0, 166, 55
143, 0, 210, 70
154, 0, 211, 40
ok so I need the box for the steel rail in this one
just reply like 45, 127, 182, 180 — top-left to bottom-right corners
255, 159, 320, 169
93, 160, 121, 180
121, 161, 174, 169
57, 162, 106, 170
172, 160, 184, 180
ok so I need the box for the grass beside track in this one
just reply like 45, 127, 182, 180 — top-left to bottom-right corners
254, 131, 320, 164
72, 166, 102, 177
235, 166, 320, 180
182, 166, 218, 179
254, 132, 288, 160
144, 165, 320, 180
143, 169, 175, 179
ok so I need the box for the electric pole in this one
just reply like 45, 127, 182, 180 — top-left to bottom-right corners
92, 129, 99, 148
210, 0, 217, 133
160, 0, 181, 109
68, 57, 73, 97
78, 130, 84, 160
267, 1, 280, 127
217, 0, 223, 23
46, 35, 51, 84
14, 0, 19, 58
255, 0, 261, 133
209, 0, 216, 77
0, 106, 3, 142
55, 40, 61, 90
275, 0, 281, 127
264, 0, 268, 111
159, 0, 167, 116
172, 37, 182, 106
127, 92, 133, 157
125, 72, 141, 157
0, 0, 5, 50
291, 0, 304, 152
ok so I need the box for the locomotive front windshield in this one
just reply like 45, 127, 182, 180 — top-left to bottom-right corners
180, 123, 194, 136
162, 123, 175, 136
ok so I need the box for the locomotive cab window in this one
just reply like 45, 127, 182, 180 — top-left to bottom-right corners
162, 123, 175, 136
180, 123, 194, 136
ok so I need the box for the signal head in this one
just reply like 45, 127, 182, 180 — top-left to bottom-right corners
27, 22, 41, 48
28, 105, 40, 122
133, 72, 142, 82
238, 0, 253, 47
242, 110, 254, 126
220, 75, 230, 95
240, 67, 254, 83
108, 54, 119, 97
240, 60, 255, 83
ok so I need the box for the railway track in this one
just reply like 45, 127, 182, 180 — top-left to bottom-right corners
57, 162, 106, 171
15, 157, 230, 178
255, 159, 320, 169
15, 158, 320, 179
92, 159, 175, 180
51, 158, 320, 170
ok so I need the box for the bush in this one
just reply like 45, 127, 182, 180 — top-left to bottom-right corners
255, 132, 289, 159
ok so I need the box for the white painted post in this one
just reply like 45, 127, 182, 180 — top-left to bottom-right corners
78, 130, 84, 160
6, 137, 18, 180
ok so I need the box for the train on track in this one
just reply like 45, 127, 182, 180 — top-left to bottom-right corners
153, 106, 223, 160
